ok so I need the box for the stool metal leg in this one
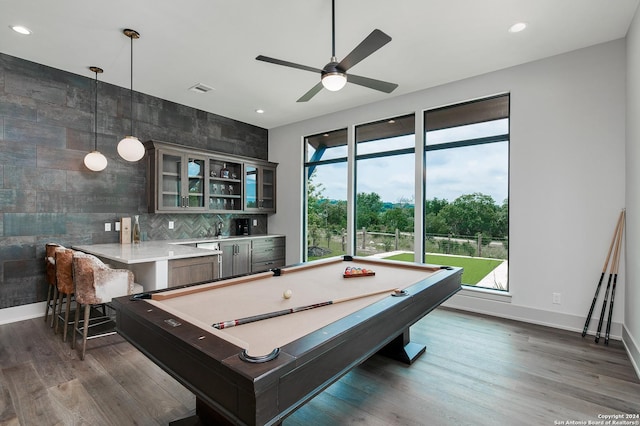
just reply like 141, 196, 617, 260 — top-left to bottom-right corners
81, 305, 91, 360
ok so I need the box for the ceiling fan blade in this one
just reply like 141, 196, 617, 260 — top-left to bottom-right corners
297, 82, 324, 102
256, 55, 322, 74
338, 29, 392, 72
347, 74, 398, 93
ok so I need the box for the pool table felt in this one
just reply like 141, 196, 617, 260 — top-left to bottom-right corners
146, 257, 442, 357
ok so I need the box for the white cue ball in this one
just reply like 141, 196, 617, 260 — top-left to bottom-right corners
283, 289, 293, 299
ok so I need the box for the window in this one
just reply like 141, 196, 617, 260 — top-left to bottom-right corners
301, 95, 509, 292
424, 94, 509, 290
355, 114, 415, 256
304, 129, 348, 260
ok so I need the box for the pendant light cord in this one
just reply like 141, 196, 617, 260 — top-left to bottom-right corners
130, 33, 134, 136
94, 70, 98, 150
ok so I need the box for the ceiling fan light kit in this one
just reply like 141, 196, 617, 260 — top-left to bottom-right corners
321, 57, 347, 91
256, 0, 397, 102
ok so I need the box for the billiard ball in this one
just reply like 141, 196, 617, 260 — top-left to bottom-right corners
283, 289, 293, 299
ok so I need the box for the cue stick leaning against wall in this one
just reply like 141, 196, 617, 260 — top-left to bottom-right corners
604, 210, 625, 345
582, 210, 624, 338
595, 209, 625, 344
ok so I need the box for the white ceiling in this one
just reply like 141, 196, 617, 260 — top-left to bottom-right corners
1, 0, 638, 129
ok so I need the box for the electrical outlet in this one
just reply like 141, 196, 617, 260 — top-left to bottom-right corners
168, 221, 174, 230
104, 222, 111, 232
253, 219, 258, 226
115, 221, 121, 231
552, 293, 561, 304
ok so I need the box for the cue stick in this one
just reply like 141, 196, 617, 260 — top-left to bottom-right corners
605, 210, 625, 345
212, 287, 401, 329
595, 211, 624, 343
581, 211, 623, 337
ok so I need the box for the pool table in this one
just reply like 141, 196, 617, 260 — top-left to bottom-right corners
113, 255, 462, 426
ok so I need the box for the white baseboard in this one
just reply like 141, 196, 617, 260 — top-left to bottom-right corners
443, 291, 623, 340
622, 325, 640, 380
0, 302, 46, 325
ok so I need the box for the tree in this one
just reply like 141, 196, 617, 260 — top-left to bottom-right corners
381, 206, 413, 232
356, 192, 383, 230
325, 200, 347, 234
425, 197, 449, 216
439, 193, 498, 237
425, 212, 448, 235
493, 198, 508, 237
306, 172, 325, 246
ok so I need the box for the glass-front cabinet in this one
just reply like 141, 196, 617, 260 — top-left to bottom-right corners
208, 158, 242, 212
146, 140, 277, 214
157, 149, 207, 212
245, 163, 276, 213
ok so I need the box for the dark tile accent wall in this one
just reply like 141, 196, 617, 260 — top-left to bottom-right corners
0, 53, 269, 309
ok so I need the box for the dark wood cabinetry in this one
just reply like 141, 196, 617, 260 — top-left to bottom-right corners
251, 236, 285, 273
220, 240, 251, 278
168, 255, 220, 287
145, 140, 277, 214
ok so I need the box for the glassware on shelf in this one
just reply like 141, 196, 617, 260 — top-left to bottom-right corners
228, 185, 233, 194
231, 199, 235, 209
220, 163, 230, 179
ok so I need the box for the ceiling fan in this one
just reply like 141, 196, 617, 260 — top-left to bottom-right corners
256, 0, 398, 102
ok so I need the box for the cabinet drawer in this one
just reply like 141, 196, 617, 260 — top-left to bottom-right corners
252, 237, 285, 250
252, 246, 285, 263
252, 258, 285, 273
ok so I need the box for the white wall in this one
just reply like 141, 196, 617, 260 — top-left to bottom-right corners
625, 6, 640, 375
269, 40, 627, 338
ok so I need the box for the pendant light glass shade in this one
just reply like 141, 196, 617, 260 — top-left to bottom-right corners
119, 29, 145, 163
117, 135, 145, 162
84, 66, 107, 172
84, 150, 108, 171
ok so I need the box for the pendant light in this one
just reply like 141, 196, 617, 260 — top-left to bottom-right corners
84, 66, 108, 171
117, 28, 145, 162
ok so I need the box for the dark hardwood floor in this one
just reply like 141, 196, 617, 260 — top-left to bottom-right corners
1, 308, 638, 425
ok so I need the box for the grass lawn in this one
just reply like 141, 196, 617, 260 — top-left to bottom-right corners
383, 253, 503, 285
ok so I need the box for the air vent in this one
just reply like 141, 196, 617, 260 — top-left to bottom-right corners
188, 83, 215, 94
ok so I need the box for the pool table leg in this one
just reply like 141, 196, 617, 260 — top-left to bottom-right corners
169, 398, 284, 426
169, 398, 234, 426
378, 329, 426, 365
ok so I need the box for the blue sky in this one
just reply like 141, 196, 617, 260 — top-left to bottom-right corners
309, 120, 509, 205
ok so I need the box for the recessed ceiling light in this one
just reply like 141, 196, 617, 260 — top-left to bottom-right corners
11, 25, 32, 35
255, 109, 265, 114
508, 22, 527, 33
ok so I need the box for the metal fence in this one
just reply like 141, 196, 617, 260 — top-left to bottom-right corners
309, 227, 508, 260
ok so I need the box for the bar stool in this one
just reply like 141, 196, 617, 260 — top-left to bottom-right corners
54, 247, 76, 341
71, 252, 142, 360
44, 243, 62, 327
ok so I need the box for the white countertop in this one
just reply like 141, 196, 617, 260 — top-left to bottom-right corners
73, 235, 282, 264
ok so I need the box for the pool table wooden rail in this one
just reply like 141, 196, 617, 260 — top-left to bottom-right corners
113, 257, 462, 426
